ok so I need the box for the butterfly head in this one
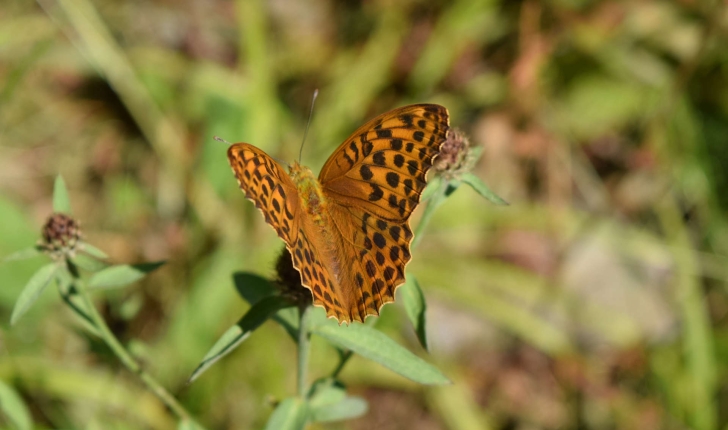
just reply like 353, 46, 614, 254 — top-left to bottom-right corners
288, 160, 316, 185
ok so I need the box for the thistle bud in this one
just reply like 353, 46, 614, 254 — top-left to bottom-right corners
434, 128, 472, 179
40, 213, 81, 259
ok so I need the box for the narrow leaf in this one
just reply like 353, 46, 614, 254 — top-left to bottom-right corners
177, 419, 205, 430
11, 263, 60, 325
398, 275, 428, 351
308, 379, 368, 423
312, 323, 449, 385
81, 242, 109, 259
188, 295, 293, 383
2, 246, 42, 263
233, 272, 278, 304
308, 378, 346, 406
71, 253, 110, 272
311, 396, 367, 423
53, 175, 72, 214
461, 172, 508, 205
0, 380, 32, 430
87, 261, 164, 289
264, 397, 308, 430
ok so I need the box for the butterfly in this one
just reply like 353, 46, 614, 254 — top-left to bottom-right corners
227, 104, 450, 323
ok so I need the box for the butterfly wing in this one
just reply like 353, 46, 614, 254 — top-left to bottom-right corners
228, 143, 301, 246
319, 104, 450, 321
227, 143, 347, 317
320, 104, 449, 220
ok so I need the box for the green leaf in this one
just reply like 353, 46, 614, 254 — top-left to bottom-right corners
53, 175, 71, 214
264, 397, 308, 430
312, 396, 367, 423
469, 144, 484, 162
0, 380, 32, 430
177, 419, 205, 430
2, 246, 42, 263
87, 261, 164, 289
188, 295, 293, 383
233, 272, 278, 304
444, 181, 461, 197
312, 323, 449, 385
81, 242, 109, 259
70, 253, 110, 272
10, 262, 60, 325
233, 271, 299, 339
461, 172, 508, 205
308, 379, 368, 423
398, 275, 428, 351
308, 378, 346, 404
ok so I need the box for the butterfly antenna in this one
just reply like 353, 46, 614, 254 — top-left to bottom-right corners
214, 136, 232, 145
298, 89, 319, 163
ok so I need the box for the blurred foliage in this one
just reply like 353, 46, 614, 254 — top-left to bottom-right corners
1, 0, 728, 429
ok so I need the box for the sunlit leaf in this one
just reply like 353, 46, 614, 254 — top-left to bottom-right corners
87, 261, 165, 289
188, 295, 293, 383
461, 172, 508, 205
53, 175, 71, 214
10, 262, 60, 325
311, 396, 367, 423
312, 323, 449, 385
0, 380, 32, 430
264, 397, 308, 430
70, 253, 110, 272
2, 246, 42, 264
308, 379, 367, 423
81, 242, 109, 259
177, 419, 205, 430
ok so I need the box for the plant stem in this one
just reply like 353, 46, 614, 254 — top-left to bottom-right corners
331, 351, 353, 379
297, 305, 312, 398
74, 276, 197, 425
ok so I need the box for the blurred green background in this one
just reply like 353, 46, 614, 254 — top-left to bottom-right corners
1, 0, 727, 428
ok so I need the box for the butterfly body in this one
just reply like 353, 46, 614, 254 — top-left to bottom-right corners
228, 104, 450, 323
289, 162, 327, 227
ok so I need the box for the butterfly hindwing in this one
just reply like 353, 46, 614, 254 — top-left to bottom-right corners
328, 204, 414, 322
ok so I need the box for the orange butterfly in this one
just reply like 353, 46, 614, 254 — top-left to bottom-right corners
228, 104, 449, 323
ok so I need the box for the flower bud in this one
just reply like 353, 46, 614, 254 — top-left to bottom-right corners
40, 213, 81, 259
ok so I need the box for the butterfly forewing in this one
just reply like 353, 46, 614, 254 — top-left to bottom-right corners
227, 144, 301, 246
319, 104, 449, 222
